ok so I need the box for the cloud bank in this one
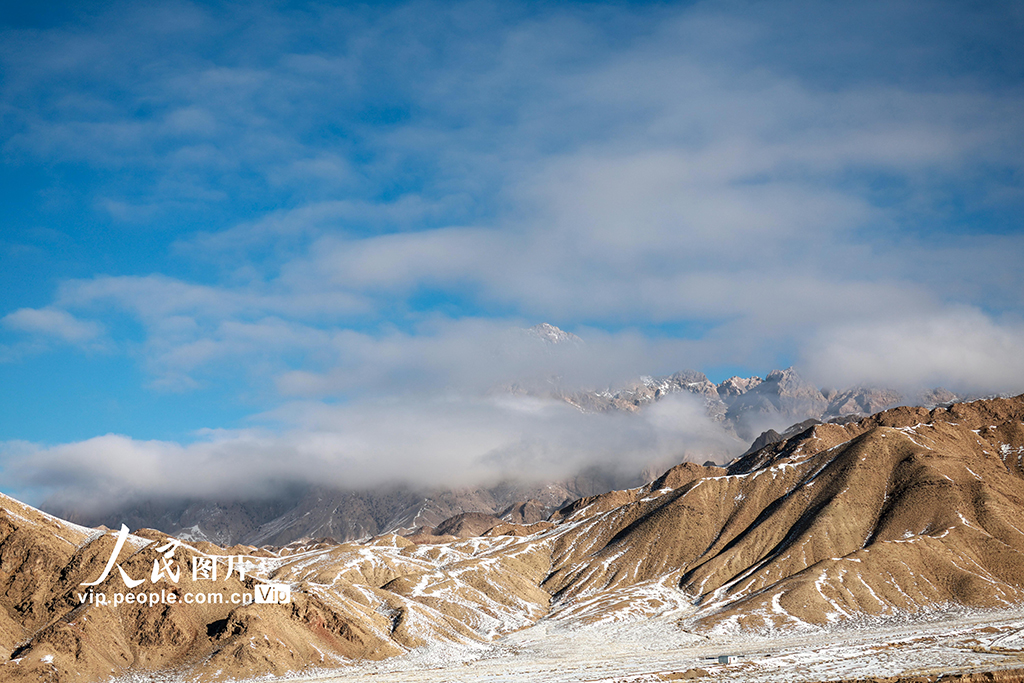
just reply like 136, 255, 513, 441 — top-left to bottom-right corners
6, 391, 741, 515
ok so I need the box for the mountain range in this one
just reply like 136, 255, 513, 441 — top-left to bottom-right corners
3, 394, 1024, 681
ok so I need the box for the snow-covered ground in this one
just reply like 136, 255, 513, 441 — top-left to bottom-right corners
288, 607, 1024, 683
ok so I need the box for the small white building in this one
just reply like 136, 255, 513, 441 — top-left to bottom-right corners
718, 654, 738, 664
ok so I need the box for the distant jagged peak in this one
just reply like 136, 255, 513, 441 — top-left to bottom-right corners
763, 366, 803, 385
716, 375, 763, 397
751, 366, 824, 399
523, 322, 583, 346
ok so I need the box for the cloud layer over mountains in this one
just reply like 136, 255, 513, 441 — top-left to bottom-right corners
6, 328, 745, 514
1, 1, 1023, 510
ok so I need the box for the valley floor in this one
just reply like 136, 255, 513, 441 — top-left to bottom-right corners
284, 607, 1024, 683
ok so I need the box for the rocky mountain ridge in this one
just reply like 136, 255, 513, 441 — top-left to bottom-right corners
564, 365, 959, 441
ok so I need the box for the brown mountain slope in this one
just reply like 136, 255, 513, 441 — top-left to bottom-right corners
538, 396, 1024, 629
0, 498, 407, 682
3, 395, 1024, 682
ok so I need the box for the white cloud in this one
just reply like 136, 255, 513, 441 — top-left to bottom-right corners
3, 391, 742, 514
271, 318, 692, 399
58, 273, 368, 325
802, 308, 1024, 394
2, 307, 105, 344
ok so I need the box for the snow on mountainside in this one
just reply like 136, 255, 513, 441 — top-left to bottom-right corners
5, 395, 1024, 682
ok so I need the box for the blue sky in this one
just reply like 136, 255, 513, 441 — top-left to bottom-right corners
2, 0, 1023, 508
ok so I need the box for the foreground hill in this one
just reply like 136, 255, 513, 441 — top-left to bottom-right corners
546, 395, 1024, 629
3, 395, 1024, 682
